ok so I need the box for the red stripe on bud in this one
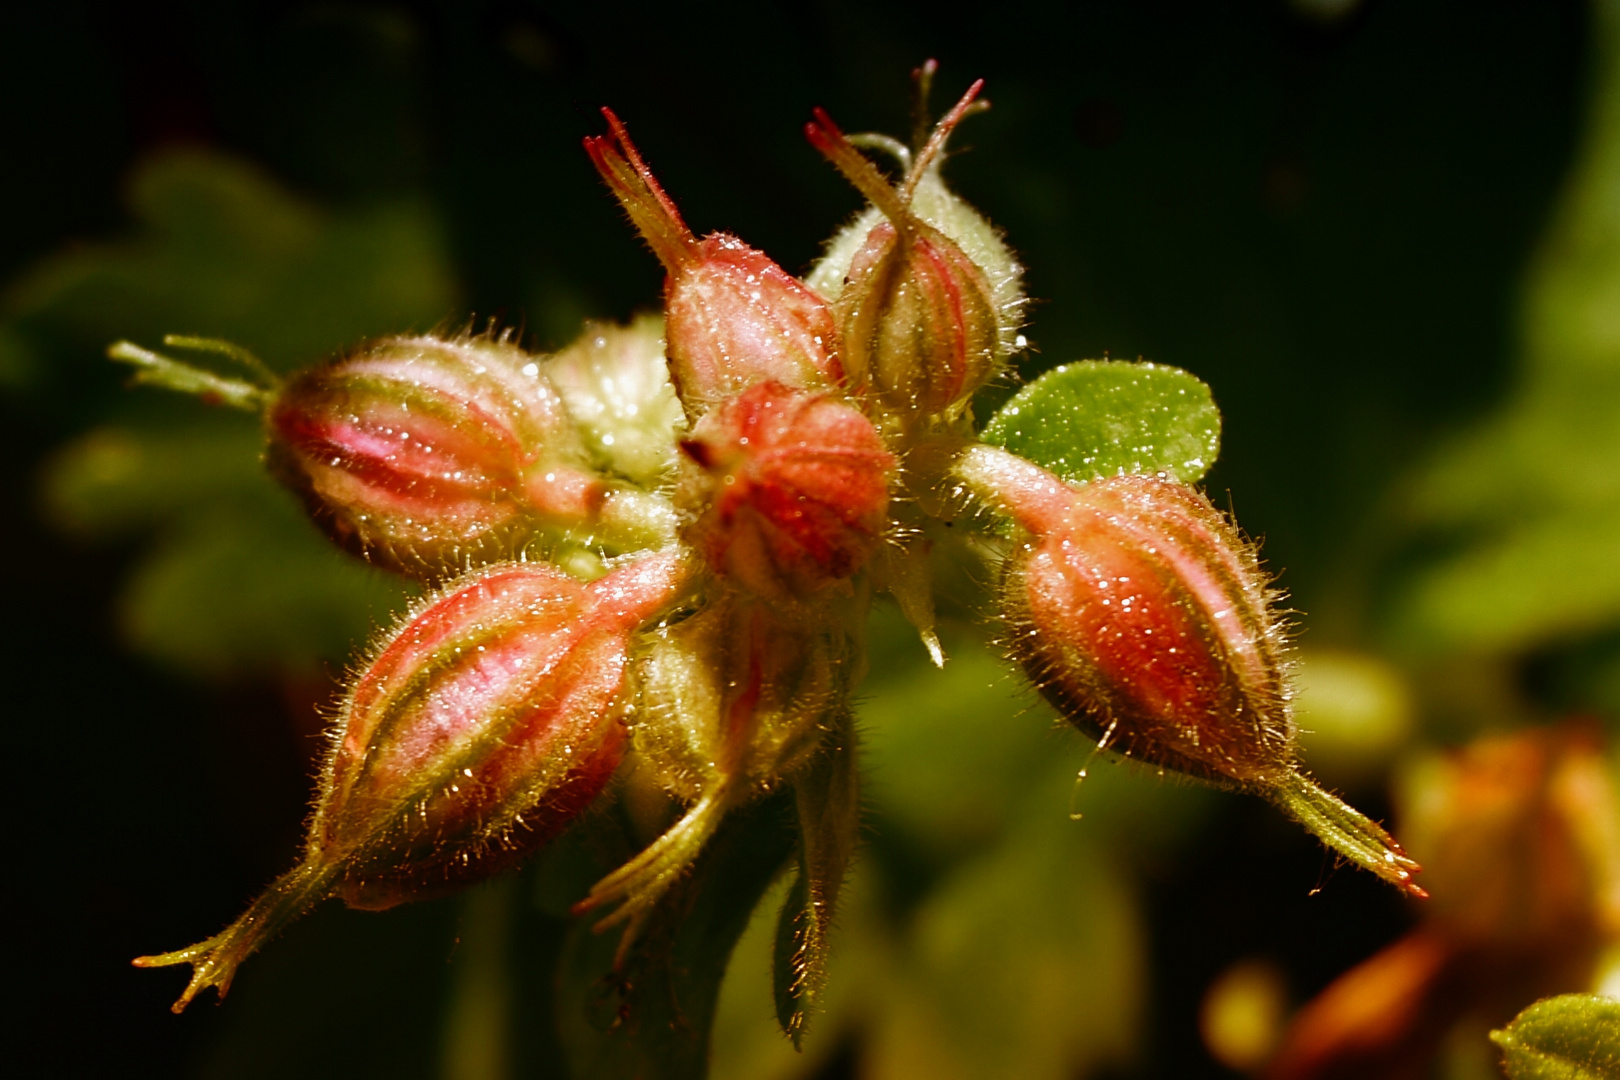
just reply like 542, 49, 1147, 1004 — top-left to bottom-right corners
134, 549, 694, 1010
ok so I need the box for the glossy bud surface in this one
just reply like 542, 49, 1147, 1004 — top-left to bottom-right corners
545, 315, 685, 487
1003, 471, 1292, 785
135, 550, 692, 1010
805, 82, 1018, 423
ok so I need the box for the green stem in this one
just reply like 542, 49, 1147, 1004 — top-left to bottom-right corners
1267, 771, 1428, 899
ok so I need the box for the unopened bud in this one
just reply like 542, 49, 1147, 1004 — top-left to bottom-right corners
135, 550, 694, 1011
585, 110, 843, 411
677, 381, 894, 601
545, 315, 685, 487
954, 444, 1424, 896
1006, 471, 1293, 785
576, 596, 857, 941
267, 332, 674, 578
805, 74, 1023, 422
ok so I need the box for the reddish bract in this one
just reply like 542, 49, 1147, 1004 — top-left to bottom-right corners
677, 380, 894, 601
586, 110, 843, 409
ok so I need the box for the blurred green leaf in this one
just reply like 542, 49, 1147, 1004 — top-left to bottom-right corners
981, 360, 1221, 486
864, 825, 1144, 1080
1390, 6, 1620, 657
1390, 504, 1620, 655
557, 792, 795, 1080
42, 420, 265, 538
5, 149, 461, 682
121, 498, 413, 678
3, 149, 458, 371
1490, 993, 1620, 1080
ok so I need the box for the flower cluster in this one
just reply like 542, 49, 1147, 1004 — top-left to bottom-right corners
123, 65, 1421, 1019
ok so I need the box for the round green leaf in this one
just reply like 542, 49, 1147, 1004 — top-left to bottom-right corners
981, 360, 1221, 486
1491, 994, 1620, 1080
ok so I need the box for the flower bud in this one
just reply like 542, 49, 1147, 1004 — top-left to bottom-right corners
1004, 471, 1293, 785
575, 595, 858, 940
805, 77, 1024, 422
545, 315, 686, 487
585, 110, 843, 411
676, 380, 894, 601
267, 332, 674, 578
135, 550, 694, 1011
953, 444, 1423, 895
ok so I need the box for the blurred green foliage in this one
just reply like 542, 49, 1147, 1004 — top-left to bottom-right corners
1386, 0, 1620, 678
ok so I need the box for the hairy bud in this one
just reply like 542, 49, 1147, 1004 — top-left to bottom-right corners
575, 596, 858, 943
677, 381, 894, 601
585, 110, 843, 411
805, 72, 1024, 423
954, 444, 1424, 896
134, 550, 694, 1011
267, 332, 674, 578
1005, 471, 1293, 784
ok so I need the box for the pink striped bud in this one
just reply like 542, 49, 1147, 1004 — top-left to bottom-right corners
677, 381, 894, 601
585, 110, 843, 412
805, 81, 1005, 421
267, 333, 673, 579
134, 549, 694, 1011
955, 445, 1424, 896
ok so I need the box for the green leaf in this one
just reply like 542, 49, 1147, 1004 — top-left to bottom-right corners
4, 149, 458, 371
120, 499, 413, 678
980, 360, 1221, 486
556, 792, 796, 1080
773, 713, 861, 1045
1491, 994, 1620, 1080
42, 421, 266, 539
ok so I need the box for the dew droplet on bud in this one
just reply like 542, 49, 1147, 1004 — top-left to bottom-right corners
952, 444, 1422, 895
267, 332, 674, 579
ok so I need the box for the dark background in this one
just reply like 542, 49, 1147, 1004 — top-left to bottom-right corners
2, 1, 1591, 1076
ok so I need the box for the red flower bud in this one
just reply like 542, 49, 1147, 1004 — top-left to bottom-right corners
585, 110, 843, 410
806, 82, 1005, 421
267, 332, 674, 578
134, 549, 694, 1011
1004, 471, 1292, 786
955, 444, 1424, 896
676, 381, 894, 600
